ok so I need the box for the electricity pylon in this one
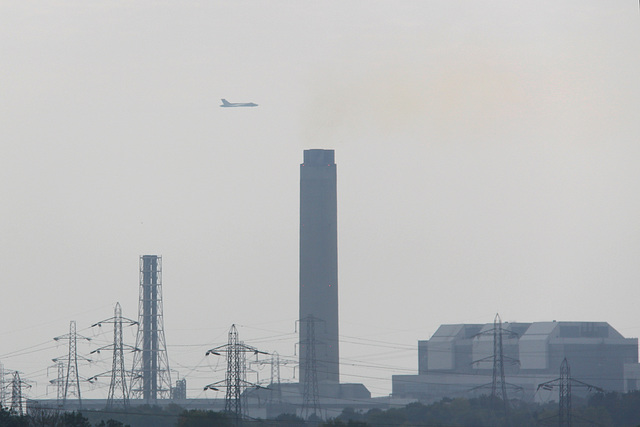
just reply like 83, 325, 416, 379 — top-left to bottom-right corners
559, 359, 571, 427
470, 314, 521, 424
47, 360, 65, 407
53, 320, 91, 408
130, 255, 172, 403
537, 358, 604, 427
56, 361, 64, 405
251, 351, 296, 405
9, 371, 31, 415
491, 313, 508, 412
298, 315, 322, 419
90, 302, 138, 408
204, 324, 267, 425
268, 352, 282, 404
0, 362, 5, 408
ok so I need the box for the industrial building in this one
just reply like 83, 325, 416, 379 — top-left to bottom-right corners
393, 320, 640, 402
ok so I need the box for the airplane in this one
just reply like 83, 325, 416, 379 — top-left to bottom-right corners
220, 99, 258, 108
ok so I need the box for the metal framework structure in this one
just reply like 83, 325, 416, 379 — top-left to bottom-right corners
53, 320, 90, 408
90, 302, 138, 408
491, 314, 509, 413
470, 314, 521, 423
130, 255, 172, 402
10, 372, 22, 415
250, 351, 284, 404
204, 324, 267, 425
559, 359, 571, 427
252, 350, 297, 407
269, 352, 282, 404
47, 360, 65, 407
299, 315, 322, 419
537, 358, 604, 427
0, 362, 5, 408
9, 371, 30, 415
171, 378, 187, 400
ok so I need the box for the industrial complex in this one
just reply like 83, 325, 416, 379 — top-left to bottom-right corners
4, 149, 640, 422
393, 319, 640, 403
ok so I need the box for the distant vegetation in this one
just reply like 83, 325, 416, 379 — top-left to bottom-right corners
3, 391, 640, 426
320, 392, 640, 427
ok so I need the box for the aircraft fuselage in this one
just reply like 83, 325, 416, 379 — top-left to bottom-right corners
220, 99, 258, 107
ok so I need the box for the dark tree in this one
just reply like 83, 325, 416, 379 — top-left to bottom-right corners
321, 420, 369, 427
177, 409, 232, 427
59, 411, 92, 427
95, 420, 131, 427
0, 407, 28, 427
272, 413, 306, 427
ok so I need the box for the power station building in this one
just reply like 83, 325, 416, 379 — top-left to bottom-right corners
392, 320, 640, 402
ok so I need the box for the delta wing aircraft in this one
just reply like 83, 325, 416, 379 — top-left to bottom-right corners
220, 99, 258, 107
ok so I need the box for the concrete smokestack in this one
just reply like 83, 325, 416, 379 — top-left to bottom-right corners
299, 149, 339, 384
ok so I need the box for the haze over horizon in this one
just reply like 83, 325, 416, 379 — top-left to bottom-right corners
1, 1, 640, 400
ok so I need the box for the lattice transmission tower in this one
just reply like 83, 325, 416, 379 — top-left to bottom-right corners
130, 255, 172, 403
9, 371, 31, 415
251, 350, 296, 406
471, 314, 521, 424
251, 351, 281, 403
56, 361, 64, 405
298, 315, 322, 420
90, 302, 138, 408
558, 358, 571, 427
0, 362, 5, 408
269, 351, 282, 404
204, 324, 267, 425
53, 320, 91, 408
491, 313, 508, 412
537, 358, 604, 427
46, 360, 65, 407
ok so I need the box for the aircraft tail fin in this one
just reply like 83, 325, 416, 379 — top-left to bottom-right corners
221, 99, 230, 106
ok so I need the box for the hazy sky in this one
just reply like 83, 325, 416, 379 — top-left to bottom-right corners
1, 1, 640, 400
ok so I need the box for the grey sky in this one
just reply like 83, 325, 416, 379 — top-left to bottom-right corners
1, 1, 639, 399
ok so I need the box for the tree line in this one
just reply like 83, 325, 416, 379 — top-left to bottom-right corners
2, 390, 640, 426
